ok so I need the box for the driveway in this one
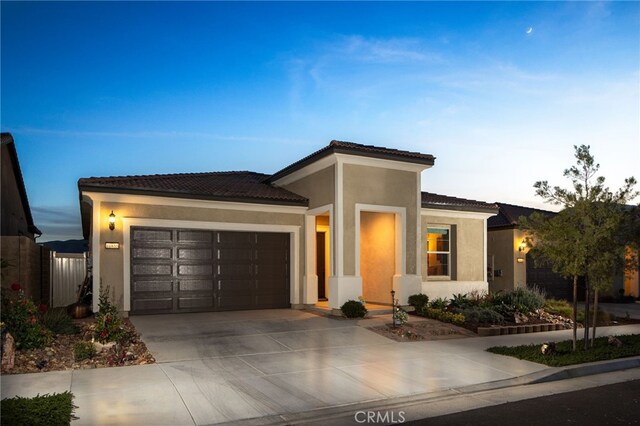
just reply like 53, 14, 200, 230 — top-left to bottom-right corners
3, 309, 638, 425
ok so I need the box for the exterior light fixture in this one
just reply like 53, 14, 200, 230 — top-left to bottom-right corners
108, 211, 116, 231
517, 257, 525, 263
518, 239, 527, 252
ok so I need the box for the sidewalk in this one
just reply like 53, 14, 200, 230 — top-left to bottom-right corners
2, 324, 639, 425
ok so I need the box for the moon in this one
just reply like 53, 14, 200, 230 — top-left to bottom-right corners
526, 27, 534, 35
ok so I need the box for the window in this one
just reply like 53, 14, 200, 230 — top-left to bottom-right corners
427, 226, 450, 277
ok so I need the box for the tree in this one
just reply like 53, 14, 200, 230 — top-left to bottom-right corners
522, 145, 637, 350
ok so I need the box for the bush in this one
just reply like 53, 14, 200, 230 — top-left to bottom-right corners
1, 391, 76, 426
407, 294, 429, 309
73, 341, 97, 362
0, 286, 51, 350
341, 300, 368, 318
505, 287, 545, 313
449, 293, 471, 309
40, 308, 79, 335
463, 306, 504, 325
393, 307, 408, 325
422, 307, 465, 325
94, 286, 125, 343
429, 297, 448, 310
544, 299, 573, 318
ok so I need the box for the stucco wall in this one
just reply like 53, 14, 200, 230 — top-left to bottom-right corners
95, 200, 304, 311
421, 214, 485, 282
343, 164, 418, 276
487, 228, 527, 293
280, 165, 334, 210
360, 212, 395, 304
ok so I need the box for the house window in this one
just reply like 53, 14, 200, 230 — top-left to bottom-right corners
427, 226, 450, 277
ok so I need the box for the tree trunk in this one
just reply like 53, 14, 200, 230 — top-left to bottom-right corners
591, 287, 599, 348
583, 278, 590, 350
572, 275, 578, 351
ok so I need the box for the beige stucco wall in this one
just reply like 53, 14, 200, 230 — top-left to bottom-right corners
487, 228, 527, 293
360, 212, 395, 304
280, 165, 334, 210
94, 200, 304, 311
421, 214, 485, 282
343, 164, 418, 276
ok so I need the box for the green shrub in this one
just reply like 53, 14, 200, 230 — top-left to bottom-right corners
0, 286, 51, 349
94, 286, 124, 343
407, 294, 429, 309
393, 307, 408, 325
1, 391, 75, 426
40, 307, 79, 335
341, 300, 368, 318
505, 287, 545, 313
449, 293, 471, 309
463, 306, 504, 325
423, 307, 465, 325
429, 297, 448, 310
73, 341, 97, 362
544, 299, 573, 318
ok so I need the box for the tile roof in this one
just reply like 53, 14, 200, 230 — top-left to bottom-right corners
78, 171, 309, 206
421, 192, 498, 213
488, 202, 556, 228
1, 132, 42, 236
268, 140, 435, 182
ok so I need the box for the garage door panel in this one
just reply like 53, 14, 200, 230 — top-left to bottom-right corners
178, 264, 213, 276
133, 229, 173, 242
217, 231, 254, 245
216, 248, 253, 261
131, 227, 289, 314
133, 280, 173, 293
218, 263, 253, 278
133, 263, 172, 276
133, 247, 172, 259
178, 230, 213, 243
178, 248, 212, 260
178, 280, 214, 292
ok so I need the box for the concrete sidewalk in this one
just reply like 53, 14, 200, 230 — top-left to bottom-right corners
1, 323, 639, 425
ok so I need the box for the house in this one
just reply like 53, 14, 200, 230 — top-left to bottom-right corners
487, 202, 640, 300
1, 132, 49, 302
78, 140, 497, 315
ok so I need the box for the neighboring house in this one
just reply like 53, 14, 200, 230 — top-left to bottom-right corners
1, 132, 50, 303
487, 202, 640, 300
78, 140, 497, 315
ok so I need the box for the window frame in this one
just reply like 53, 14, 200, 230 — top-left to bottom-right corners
426, 224, 451, 280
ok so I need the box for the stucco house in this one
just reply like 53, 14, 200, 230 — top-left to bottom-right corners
78, 141, 497, 315
487, 202, 640, 300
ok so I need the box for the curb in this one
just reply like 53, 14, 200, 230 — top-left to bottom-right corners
225, 356, 640, 426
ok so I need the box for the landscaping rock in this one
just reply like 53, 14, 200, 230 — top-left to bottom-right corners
2, 332, 16, 370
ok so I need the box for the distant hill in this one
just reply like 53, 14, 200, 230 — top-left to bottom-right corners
40, 239, 88, 253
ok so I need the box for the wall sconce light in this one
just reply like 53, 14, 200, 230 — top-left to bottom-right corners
108, 211, 116, 231
518, 239, 527, 252
517, 257, 525, 263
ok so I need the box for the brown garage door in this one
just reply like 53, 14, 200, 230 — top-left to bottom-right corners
130, 227, 290, 315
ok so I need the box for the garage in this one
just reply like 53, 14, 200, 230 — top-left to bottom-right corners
130, 227, 290, 315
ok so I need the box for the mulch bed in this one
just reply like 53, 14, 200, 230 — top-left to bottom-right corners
1, 317, 155, 375
368, 318, 477, 342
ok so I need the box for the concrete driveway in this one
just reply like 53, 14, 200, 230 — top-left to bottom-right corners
3, 308, 639, 425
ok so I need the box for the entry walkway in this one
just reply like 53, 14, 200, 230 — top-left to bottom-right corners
1, 311, 638, 425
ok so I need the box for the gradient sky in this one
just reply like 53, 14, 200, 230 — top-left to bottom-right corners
2, 1, 638, 242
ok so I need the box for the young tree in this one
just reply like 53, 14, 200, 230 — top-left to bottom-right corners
522, 145, 637, 350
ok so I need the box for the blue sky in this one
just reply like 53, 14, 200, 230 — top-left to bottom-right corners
2, 1, 638, 242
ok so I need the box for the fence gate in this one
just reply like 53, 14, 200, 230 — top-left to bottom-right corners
50, 252, 87, 308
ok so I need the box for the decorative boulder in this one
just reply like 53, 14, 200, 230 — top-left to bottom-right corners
2, 333, 16, 370
541, 342, 556, 355
608, 336, 623, 348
